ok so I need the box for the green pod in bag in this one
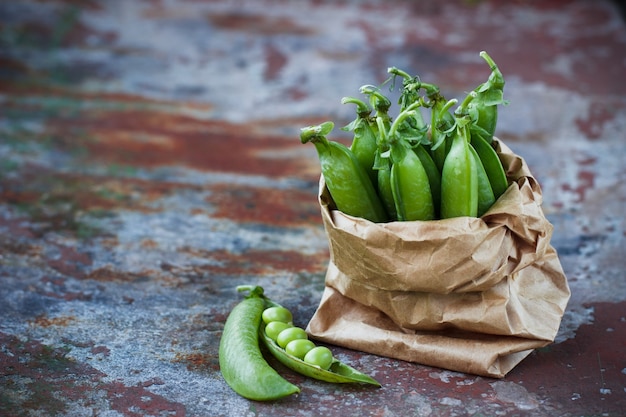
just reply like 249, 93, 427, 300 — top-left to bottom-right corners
413, 144, 441, 219
470, 133, 509, 200
301, 122, 388, 223
467, 50, 508, 143
375, 153, 397, 221
341, 97, 378, 185
389, 140, 435, 222
440, 120, 478, 219
469, 144, 496, 217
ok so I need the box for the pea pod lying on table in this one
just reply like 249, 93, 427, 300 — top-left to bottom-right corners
218, 286, 300, 401
219, 285, 380, 401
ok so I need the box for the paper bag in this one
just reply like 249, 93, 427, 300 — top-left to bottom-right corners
306, 138, 571, 378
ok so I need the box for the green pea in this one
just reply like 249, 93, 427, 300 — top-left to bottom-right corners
276, 327, 308, 349
303, 346, 334, 370
285, 339, 316, 360
218, 286, 299, 400
265, 321, 292, 341
262, 306, 293, 325
260, 302, 381, 386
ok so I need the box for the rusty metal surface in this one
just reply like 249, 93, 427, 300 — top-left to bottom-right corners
1, 0, 625, 416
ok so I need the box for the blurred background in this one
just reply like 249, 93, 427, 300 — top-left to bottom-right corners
1, 1, 625, 416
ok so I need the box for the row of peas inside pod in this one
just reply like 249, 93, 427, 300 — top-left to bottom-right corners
300, 51, 510, 223
263, 306, 334, 370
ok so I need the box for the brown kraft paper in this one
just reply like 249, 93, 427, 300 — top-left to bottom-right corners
306, 138, 571, 378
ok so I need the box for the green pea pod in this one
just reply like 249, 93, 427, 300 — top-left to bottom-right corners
413, 144, 441, 219
467, 51, 508, 143
470, 103, 498, 143
470, 133, 509, 199
350, 120, 379, 185
372, 116, 397, 221
469, 144, 496, 217
430, 125, 447, 173
375, 153, 397, 221
469, 122, 492, 145
301, 122, 387, 223
219, 286, 300, 401
390, 142, 435, 221
341, 97, 378, 185
429, 97, 457, 173
440, 121, 478, 219
377, 103, 435, 222
260, 305, 381, 387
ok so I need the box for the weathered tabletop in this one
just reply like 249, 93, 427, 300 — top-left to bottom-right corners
1, 1, 625, 416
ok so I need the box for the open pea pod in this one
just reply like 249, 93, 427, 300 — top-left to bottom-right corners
260, 301, 381, 387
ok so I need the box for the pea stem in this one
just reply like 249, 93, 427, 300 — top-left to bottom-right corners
440, 98, 458, 119
387, 101, 422, 140
359, 85, 391, 113
479, 51, 497, 71
479, 51, 504, 88
387, 67, 440, 96
375, 116, 388, 145
300, 121, 335, 144
455, 92, 477, 116
477, 50, 506, 100
341, 96, 371, 118
387, 66, 412, 80
236, 285, 265, 298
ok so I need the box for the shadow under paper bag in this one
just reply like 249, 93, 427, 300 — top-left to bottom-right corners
306, 138, 571, 378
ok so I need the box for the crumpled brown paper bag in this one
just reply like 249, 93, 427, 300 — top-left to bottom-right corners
306, 138, 571, 378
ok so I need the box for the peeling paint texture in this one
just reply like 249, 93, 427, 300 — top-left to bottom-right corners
1, 1, 625, 416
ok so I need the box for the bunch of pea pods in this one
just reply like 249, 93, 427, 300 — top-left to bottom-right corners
301, 51, 509, 223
